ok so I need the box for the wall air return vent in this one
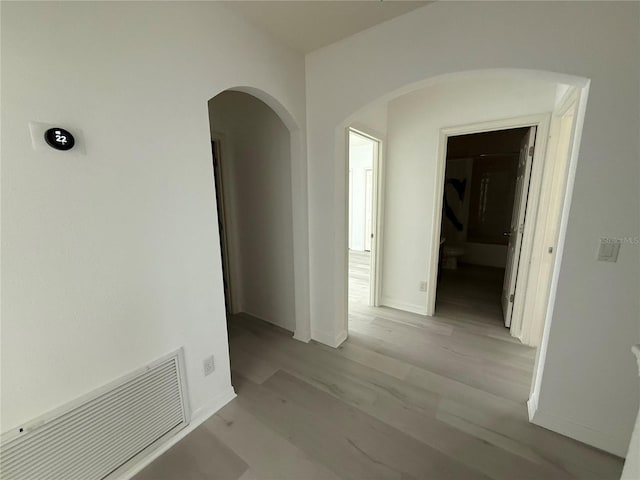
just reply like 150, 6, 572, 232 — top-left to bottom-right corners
1, 348, 189, 480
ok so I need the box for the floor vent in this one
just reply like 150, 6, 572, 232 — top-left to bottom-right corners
1, 349, 189, 480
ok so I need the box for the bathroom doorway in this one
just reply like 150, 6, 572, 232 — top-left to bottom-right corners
435, 126, 536, 328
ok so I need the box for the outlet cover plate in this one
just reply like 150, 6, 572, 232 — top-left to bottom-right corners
203, 355, 215, 376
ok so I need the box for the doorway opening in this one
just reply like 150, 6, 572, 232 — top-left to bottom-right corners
435, 126, 536, 329
335, 73, 589, 433
207, 90, 298, 335
347, 128, 382, 319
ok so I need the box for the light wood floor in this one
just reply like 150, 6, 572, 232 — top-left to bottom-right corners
134, 252, 623, 480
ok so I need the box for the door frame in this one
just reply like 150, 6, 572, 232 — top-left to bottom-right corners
210, 132, 237, 314
347, 127, 384, 307
427, 114, 551, 334
515, 88, 582, 346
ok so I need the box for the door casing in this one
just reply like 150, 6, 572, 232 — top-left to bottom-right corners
428, 114, 551, 336
516, 88, 582, 346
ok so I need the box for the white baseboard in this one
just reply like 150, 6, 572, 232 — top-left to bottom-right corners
380, 296, 427, 316
531, 406, 627, 457
117, 385, 237, 479
334, 329, 348, 347
527, 395, 538, 420
293, 330, 311, 343
312, 328, 348, 348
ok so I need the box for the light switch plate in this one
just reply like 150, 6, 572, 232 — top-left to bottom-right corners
597, 238, 620, 262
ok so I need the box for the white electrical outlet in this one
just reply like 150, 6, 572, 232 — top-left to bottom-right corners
419, 281, 427, 292
203, 355, 215, 376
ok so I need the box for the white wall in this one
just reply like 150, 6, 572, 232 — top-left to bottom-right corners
381, 75, 557, 313
208, 91, 296, 331
306, 1, 639, 456
0, 1, 306, 435
351, 102, 388, 140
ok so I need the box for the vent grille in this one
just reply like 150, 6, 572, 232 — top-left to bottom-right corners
1, 349, 189, 480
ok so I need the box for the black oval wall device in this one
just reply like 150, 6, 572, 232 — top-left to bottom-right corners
44, 127, 75, 151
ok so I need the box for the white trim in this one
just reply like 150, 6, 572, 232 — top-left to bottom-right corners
527, 395, 538, 420
116, 386, 237, 480
529, 82, 591, 412
380, 296, 427, 316
372, 135, 385, 307
334, 329, 348, 348
311, 328, 348, 348
531, 406, 627, 457
515, 87, 582, 345
289, 127, 312, 342
428, 114, 551, 326
293, 330, 312, 343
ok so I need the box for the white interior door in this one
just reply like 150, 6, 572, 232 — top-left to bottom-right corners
364, 169, 373, 251
502, 126, 537, 327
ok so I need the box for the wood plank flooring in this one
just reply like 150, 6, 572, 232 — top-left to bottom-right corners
133, 253, 623, 480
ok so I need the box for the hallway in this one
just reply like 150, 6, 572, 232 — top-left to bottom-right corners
134, 256, 623, 479
348, 252, 529, 401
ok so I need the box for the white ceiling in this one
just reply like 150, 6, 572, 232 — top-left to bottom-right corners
221, 1, 431, 53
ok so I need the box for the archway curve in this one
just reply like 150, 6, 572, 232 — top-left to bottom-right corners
338, 68, 589, 131
207, 84, 302, 133
207, 85, 311, 342
229, 86, 301, 133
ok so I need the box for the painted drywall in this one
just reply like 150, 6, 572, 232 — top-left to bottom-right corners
351, 102, 389, 140
208, 91, 296, 331
348, 134, 374, 251
306, 1, 639, 455
380, 76, 557, 312
0, 1, 306, 434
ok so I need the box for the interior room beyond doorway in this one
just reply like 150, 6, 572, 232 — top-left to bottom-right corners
436, 127, 532, 330
348, 129, 379, 312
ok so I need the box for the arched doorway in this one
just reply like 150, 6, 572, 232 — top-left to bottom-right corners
207, 88, 311, 343
332, 69, 590, 420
